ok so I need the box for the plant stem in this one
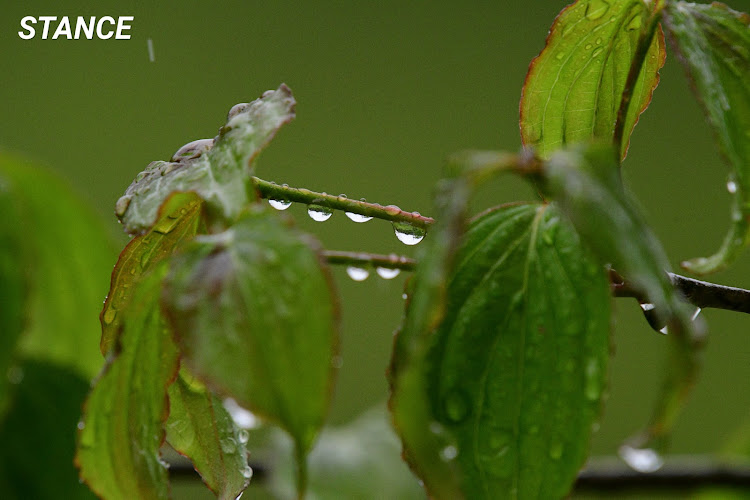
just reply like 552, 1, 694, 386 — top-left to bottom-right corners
252, 176, 434, 230
323, 250, 416, 270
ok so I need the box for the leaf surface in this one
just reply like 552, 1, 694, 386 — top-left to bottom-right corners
100, 192, 203, 356
163, 207, 339, 493
117, 85, 296, 234
392, 200, 611, 499
520, 0, 665, 159
76, 264, 179, 500
665, 2, 750, 274
0, 154, 115, 380
166, 371, 251, 500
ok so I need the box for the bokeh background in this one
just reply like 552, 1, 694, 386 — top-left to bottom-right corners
3, 0, 750, 497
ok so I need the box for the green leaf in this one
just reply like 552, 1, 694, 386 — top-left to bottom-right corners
391, 200, 611, 499
163, 206, 339, 494
0, 153, 116, 380
520, 0, 665, 160
117, 84, 296, 234
537, 143, 703, 454
76, 263, 179, 500
166, 370, 251, 500
266, 406, 424, 500
664, 2, 750, 274
0, 361, 96, 500
100, 192, 204, 356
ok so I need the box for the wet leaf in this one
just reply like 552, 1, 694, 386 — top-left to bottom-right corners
76, 264, 179, 500
664, 2, 750, 274
537, 143, 703, 454
0, 361, 95, 500
266, 406, 424, 500
520, 0, 665, 160
166, 370, 251, 500
118, 85, 296, 234
163, 206, 339, 495
100, 192, 204, 356
0, 154, 116, 380
391, 199, 610, 499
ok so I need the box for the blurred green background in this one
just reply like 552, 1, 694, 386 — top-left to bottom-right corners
3, 0, 750, 496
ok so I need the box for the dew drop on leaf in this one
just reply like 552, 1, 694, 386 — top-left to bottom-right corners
393, 221, 425, 245
115, 195, 132, 217
375, 267, 401, 279
103, 307, 117, 325
619, 444, 664, 473
584, 358, 601, 401
268, 198, 292, 211
241, 465, 253, 480
440, 445, 459, 461
171, 138, 214, 162
727, 180, 738, 194
346, 266, 369, 281
307, 204, 333, 222
345, 212, 373, 223
237, 429, 249, 445
585, 0, 610, 20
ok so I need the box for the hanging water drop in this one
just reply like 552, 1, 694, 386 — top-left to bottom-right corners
241, 465, 253, 480
585, 0, 610, 20
659, 326, 668, 335
345, 212, 373, 223
727, 180, 738, 194
237, 429, 249, 445
440, 445, 459, 461
619, 444, 664, 473
268, 198, 292, 211
639, 301, 666, 334
692, 307, 702, 321
308, 204, 333, 222
346, 266, 369, 281
223, 398, 260, 429
376, 267, 401, 279
171, 138, 214, 162
393, 222, 426, 245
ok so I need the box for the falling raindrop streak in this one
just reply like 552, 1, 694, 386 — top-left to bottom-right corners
345, 212, 373, 223
308, 205, 333, 222
376, 267, 401, 279
346, 266, 369, 281
268, 199, 292, 210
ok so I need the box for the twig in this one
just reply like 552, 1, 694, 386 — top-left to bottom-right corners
576, 456, 750, 491
323, 250, 416, 271
252, 176, 434, 230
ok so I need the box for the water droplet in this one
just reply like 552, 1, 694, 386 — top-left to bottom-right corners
237, 429, 249, 444
135, 171, 147, 183
585, 358, 601, 401
440, 445, 458, 461
268, 198, 292, 210
345, 212, 373, 223
402, 293, 408, 300
639, 303, 655, 311
153, 214, 181, 235
585, 0, 611, 20
384, 205, 401, 216
115, 195, 132, 217
346, 266, 369, 281
639, 302, 666, 334
393, 222, 426, 245
223, 398, 260, 429
444, 389, 470, 423
307, 204, 333, 222
619, 444, 664, 472
595, 37, 603, 45
592, 422, 601, 433
220, 437, 237, 454
242, 465, 253, 480
585, 43, 593, 50
549, 442, 564, 460
555, 52, 566, 61
77, 420, 86, 431
591, 47, 604, 59
376, 267, 401, 279
171, 138, 213, 162
103, 307, 117, 325
626, 13, 643, 31
659, 326, 668, 335
692, 307, 702, 321
727, 180, 738, 194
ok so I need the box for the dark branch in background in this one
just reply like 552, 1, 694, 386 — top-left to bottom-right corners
611, 269, 750, 314
323, 250, 416, 270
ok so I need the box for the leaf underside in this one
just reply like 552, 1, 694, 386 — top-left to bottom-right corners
118, 84, 296, 234
166, 370, 251, 500
521, 0, 665, 160
163, 207, 339, 485
76, 264, 179, 500
665, 2, 750, 274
